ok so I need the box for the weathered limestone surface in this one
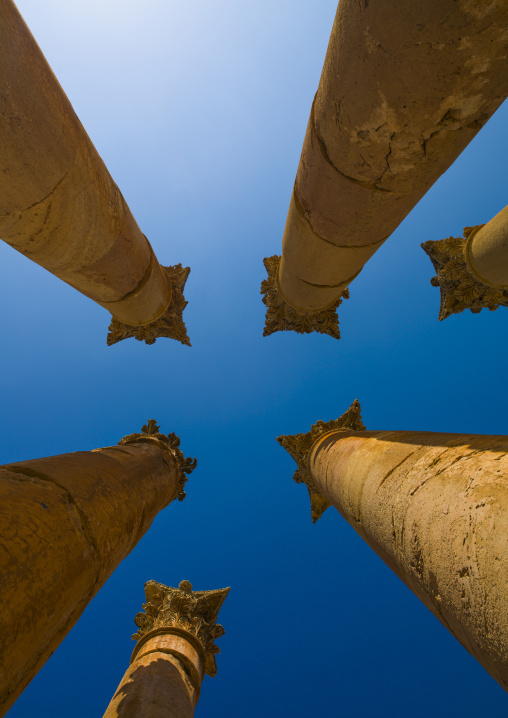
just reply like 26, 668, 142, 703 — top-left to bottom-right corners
0, 0, 190, 345
423, 204, 508, 319
262, 0, 508, 337
103, 580, 229, 718
279, 402, 508, 691
0, 422, 196, 717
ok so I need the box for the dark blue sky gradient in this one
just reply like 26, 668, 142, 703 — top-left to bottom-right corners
2, 1, 508, 715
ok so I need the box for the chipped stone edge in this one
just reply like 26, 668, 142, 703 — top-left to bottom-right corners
260, 255, 348, 339
107, 264, 191, 346
277, 399, 365, 523
119, 420, 197, 501
422, 226, 508, 321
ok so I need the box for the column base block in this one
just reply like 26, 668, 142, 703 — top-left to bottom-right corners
107, 265, 191, 346
422, 230, 508, 321
261, 255, 348, 339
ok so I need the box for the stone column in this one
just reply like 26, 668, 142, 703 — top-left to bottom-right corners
278, 400, 508, 691
422, 204, 508, 320
0, 0, 190, 346
0, 421, 196, 717
103, 580, 229, 718
261, 0, 508, 339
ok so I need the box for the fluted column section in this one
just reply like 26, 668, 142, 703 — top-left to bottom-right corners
422, 204, 508, 319
103, 580, 229, 718
279, 401, 508, 691
0, 0, 190, 346
0, 422, 196, 716
262, 0, 508, 339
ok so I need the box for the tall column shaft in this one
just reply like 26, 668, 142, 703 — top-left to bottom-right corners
0, 423, 196, 716
279, 402, 508, 691
422, 204, 508, 319
262, 0, 508, 338
103, 580, 229, 718
0, 0, 190, 345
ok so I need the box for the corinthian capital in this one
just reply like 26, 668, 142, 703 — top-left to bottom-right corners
261, 255, 348, 339
277, 399, 365, 522
119, 420, 197, 500
107, 264, 191, 346
132, 580, 230, 677
422, 227, 508, 320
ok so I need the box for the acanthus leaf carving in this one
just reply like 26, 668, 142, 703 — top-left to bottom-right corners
119, 420, 197, 501
277, 399, 365, 523
422, 227, 508, 321
260, 255, 348, 339
133, 580, 230, 677
107, 264, 191, 346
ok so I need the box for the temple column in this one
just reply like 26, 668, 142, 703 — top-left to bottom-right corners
278, 400, 508, 691
422, 204, 508, 319
0, 0, 190, 346
103, 580, 229, 718
0, 422, 196, 717
261, 0, 508, 339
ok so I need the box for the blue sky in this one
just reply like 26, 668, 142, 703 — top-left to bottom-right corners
2, 0, 508, 715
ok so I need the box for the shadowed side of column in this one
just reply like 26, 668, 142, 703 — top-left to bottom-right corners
0, 422, 196, 717
262, 0, 508, 338
0, 0, 190, 345
105, 658, 196, 718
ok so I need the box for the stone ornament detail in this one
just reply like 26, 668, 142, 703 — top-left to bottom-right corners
261, 255, 349, 339
277, 399, 365, 523
422, 227, 508, 320
120, 420, 197, 501
107, 264, 191, 346
133, 580, 230, 677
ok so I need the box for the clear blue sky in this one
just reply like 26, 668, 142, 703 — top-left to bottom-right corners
2, 0, 508, 715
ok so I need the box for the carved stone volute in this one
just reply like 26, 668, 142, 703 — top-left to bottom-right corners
422, 227, 508, 320
107, 264, 191, 346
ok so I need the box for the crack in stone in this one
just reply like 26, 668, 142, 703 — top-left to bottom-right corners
296, 270, 360, 289
5, 464, 101, 580
0, 162, 73, 222
378, 447, 422, 489
310, 102, 392, 193
292, 188, 388, 249
378, 133, 395, 184
105, 241, 156, 306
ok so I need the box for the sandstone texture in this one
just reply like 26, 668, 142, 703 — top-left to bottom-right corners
104, 636, 199, 718
0, 436, 183, 716
309, 428, 508, 690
